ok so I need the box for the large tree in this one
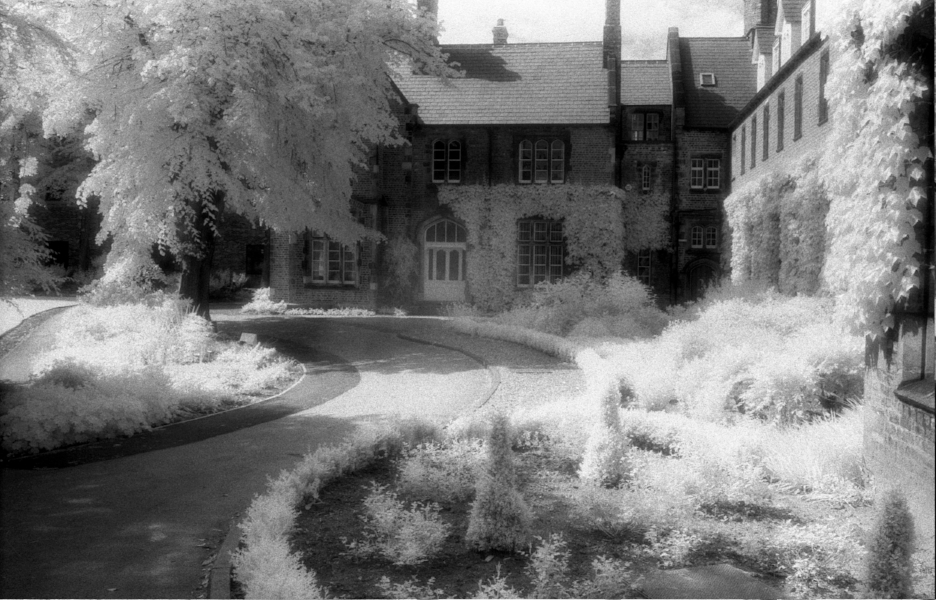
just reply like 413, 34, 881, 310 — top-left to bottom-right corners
36, 0, 454, 319
0, 3, 72, 297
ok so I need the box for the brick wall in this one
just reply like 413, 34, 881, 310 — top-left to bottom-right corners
213, 213, 268, 283
731, 38, 830, 189
864, 337, 936, 542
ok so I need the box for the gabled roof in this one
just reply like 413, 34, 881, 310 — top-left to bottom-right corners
678, 37, 757, 128
779, 0, 808, 22
620, 60, 671, 105
752, 25, 776, 58
392, 42, 609, 125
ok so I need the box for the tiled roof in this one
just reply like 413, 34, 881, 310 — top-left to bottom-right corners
393, 42, 609, 125
679, 37, 757, 128
753, 26, 775, 56
620, 60, 671, 105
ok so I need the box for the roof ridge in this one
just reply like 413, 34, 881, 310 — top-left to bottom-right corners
441, 41, 603, 48
620, 59, 667, 64
681, 36, 748, 41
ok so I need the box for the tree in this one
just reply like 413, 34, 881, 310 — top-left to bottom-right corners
36, 0, 455, 318
0, 2, 73, 298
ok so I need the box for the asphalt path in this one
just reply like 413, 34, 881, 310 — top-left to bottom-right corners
0, 316, 493, 599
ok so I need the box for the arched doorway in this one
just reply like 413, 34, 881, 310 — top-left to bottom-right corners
421, 219, 467, 302
687, 260, 718, 302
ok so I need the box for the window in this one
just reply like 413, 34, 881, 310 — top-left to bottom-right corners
640, 165, 652, 192
245, 244, 265, 276
519, 139, 565, 184
307, 238, 357, 285
763, 104, 770, 161
691, 158, 721, 190
637, 249, 652, 285
751, 115, 757, 169
517, 220, 564, 286
794, 74, 803, 140
699, 73, 716, 86
705, 226, 718, 248
777, 90, 785, 152
432, 139, 461, 183
818, 49, 830, 125
690, 226, 704, 248
740, 126, 746, 175
631, 112, 660, 141
772, 38, 781, 73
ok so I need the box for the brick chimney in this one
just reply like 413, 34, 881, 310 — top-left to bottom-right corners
492, 19, 508, 45
603, 0, 621, 69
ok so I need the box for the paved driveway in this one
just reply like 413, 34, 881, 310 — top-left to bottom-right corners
0, 317, 493, 599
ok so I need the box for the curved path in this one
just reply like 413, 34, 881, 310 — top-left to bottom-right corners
0, 316, 499, 599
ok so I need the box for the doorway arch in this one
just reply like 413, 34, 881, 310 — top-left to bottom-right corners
420, 218, 467, 302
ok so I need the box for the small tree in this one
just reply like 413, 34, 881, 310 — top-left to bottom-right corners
577, 350, 630, 487
866, 489, 915, 598
465, 413, 531, 552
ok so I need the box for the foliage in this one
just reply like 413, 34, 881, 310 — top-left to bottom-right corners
29, 0, 455, 311
208, 269, 248, 300
78, 248, 173, 307
440, 185, 667, 311
866, 489, 915, 598
603, 288, 864, 424
376, 576, 445, 600
465, 413, 532, 552
450, 318, 580, 363
820, 0, 932, 337
576, 350, 630, 487
345, 483, 451, 566
241, 288, 287, 315
524, 533, 637, 599
396, 439, 483, 503
0, 4, 72, 297
494, 271, 669, 339
473, 564, 522, 599
381, 235, 420, 307
0, 300, 294, 453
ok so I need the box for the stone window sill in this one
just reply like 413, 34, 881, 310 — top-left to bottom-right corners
895, 376, 935, 414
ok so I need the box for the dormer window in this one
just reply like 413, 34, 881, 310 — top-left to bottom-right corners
631, 112, 661, 141
700, 73, 716, 87
801, 2, 812, 41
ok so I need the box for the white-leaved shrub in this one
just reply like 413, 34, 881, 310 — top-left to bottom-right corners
240, 287, 287, 314
345, 483, 451, 566
396, 439, 483, 503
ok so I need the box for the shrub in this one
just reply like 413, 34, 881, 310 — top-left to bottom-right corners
465, 414, 532, 552
345, 483, 451, 566
866, 490, 915, 599
208, 269, 249, 300
241, 288, 287, 314
577, 350, 630, 487
376, 576, 445, 600
494, 271, 668, 340
473, 564, 522, 599
396, 439, 483, 503
526, 533, 571, 598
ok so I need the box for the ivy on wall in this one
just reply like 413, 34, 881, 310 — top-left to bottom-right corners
819, 0, 932, 337
438, 184, 668, 311
725, 155, 829, 295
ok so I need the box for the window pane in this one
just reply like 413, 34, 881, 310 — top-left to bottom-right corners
534, 140, 549, 183
691, 227, 703, 248
446, 221, 456, 243
763, 105, 770, 161
426, 223, 436, 242
343, 246, 356, 283
518, 244, 531, 285
519, 140, 532, 183
777, 91, 785, 151
631, 113, 645, 141
448, 141, 461, 182
705, 227, 718, 248
518, 221, 531, 242
549, 222, 563, 242
533, 245, 547, 283
328, 241, 341, 282
642, 165, 651, 191
646, 113, 660, 140
706, 159, 720, 189
311, 239, 325, 281
550, 140, 564, 183
435, 249, 446, 280
432, 140, 447, 182
456, 224, 466, 243
427, 249, 434, 281
533, 221, 547, 242
690, 158, 704, 188
448, 250, 460, 281
549, 245, 563, 282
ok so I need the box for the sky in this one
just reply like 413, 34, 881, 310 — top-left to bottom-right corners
436, 0, 746, 60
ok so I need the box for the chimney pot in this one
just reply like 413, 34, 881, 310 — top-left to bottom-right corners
493, 19, 508, 45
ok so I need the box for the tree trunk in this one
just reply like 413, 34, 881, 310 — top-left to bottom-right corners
177, 192, 223, 321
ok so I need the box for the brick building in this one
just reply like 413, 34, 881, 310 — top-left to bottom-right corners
727, 0, 935, 540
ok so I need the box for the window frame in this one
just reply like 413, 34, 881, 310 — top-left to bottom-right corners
306, 237, 359, 286
431, 139, 462, 184
517, 219, 565, 287
793, 74, 804, 140
751, 114, 757, 169
690, 226, 704, 248
763, 104, 770, 161
818, 49, 830, 125
699, 73, 717, 87
704, 226, 718, 249
518, 138, 565, 184
777, 90, 785, 152
637, 249, 652, 285
630, 112, 662, 142
740, 125, 746, 175
692, 156, 721, 191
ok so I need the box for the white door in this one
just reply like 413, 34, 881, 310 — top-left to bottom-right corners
423, 220, 467, 302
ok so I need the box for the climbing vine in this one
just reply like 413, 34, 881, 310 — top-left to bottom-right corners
820, 0, 932, 337
438, 185, 667, 311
